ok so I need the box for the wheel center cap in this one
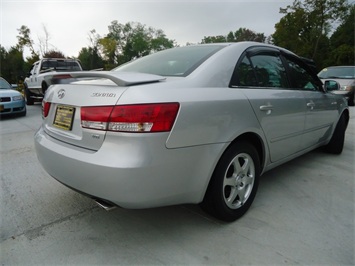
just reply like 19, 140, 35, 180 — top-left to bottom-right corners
235, 175, 244, 187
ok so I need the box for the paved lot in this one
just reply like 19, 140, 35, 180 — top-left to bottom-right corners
1, 104, 354, 265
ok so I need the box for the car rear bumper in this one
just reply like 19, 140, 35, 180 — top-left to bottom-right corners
34, 126, 225, 209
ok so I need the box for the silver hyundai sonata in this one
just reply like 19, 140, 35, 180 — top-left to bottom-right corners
35, 42, 349, 221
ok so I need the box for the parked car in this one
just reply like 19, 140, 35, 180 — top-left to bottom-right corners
24, 58, 83, 105
0, 77, 26, 118
318, 66, 355, 106
34, 42, 349, 222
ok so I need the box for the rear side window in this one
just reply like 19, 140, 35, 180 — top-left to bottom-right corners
231, 53, 288, 88
249, 54, 288, 88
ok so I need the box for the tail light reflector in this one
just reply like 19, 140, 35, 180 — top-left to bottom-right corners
81, 103, 179, 132
42, 101, 51, 118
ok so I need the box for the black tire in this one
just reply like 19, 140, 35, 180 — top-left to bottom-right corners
324, 114, 346, 154
20, 108, 27, 117
201, 141, 260, 222
348, 93, 354, 107
24, 84, 34, 105
41, 82, 48, 95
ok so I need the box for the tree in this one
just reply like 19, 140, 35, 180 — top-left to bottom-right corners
78, 47, 104, 70
0, 45, 9, 79
327, 4, 355, 65
202, 35, 227, 43
77, 29, 104, 70
38, 24, 51, 57
99, 21, 175, 67
0, 46, 25, 83
272, 0, 350, 68
43, 50, 66, 58
230, 28, 266, 43
98, 36, 117, 69
16, 25, 38, 58
202, 28, 266, 44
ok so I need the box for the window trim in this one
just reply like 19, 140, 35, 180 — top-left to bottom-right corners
229, 46, 324, 92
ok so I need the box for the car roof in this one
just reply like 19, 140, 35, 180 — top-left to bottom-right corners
322, 66, 355, 69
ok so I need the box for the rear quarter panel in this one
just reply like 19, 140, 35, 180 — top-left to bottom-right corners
117, 83, 266, 149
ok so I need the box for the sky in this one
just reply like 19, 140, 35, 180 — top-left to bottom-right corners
1, 0, 295, 58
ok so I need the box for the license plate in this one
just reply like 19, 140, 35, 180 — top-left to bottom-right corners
53, 105, 75, 131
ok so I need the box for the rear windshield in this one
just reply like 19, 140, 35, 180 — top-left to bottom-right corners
113, 45, 224, 77
41, 60, 82, 72
318, 66, 355, 79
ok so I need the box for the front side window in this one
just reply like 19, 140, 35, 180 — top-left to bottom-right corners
286, 58, 319, 90
32, 63, 39, 75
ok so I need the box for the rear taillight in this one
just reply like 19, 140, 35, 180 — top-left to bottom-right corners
42, 101, 51, 118
81, 106, 114, 130
81, 103, 179, 132
52, 74, 73, 80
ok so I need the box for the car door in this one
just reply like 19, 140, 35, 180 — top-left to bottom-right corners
27, 62, 40, 89
230, 48, 307, 162
283, 55, 340, 149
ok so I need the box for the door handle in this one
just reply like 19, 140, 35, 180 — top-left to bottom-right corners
260, 104, 273, 115
307, 101, 315, 110
260, 104, 273, 111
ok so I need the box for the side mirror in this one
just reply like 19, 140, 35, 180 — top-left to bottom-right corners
324, 80, 340, 92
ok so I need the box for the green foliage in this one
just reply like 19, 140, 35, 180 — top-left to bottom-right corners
272, 0, 351, 69
43, 50, 66, 58
231, 28, 266, 42
78, 47, 104, 70
0, 45, 25, 83
326, 5, 355, 66
202, 28, 266, 44
99, 21, 175, 67
16, 25, 39, 58
202, 35, 227, 43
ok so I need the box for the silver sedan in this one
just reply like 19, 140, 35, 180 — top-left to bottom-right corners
34, 42, 349, 222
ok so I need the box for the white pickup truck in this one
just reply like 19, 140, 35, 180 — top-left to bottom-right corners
24, 58, 83, 105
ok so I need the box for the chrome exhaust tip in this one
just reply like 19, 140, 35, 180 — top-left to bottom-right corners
94, 199, 117, 211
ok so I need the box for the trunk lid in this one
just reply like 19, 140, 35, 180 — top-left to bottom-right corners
42, 72, 165, 151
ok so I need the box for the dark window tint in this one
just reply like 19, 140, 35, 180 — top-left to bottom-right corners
286, 58, 318, 90
232, 53, 288, 88
234, 57, 257, 86
41, 60, 82, 71
249, 54, 288, 88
